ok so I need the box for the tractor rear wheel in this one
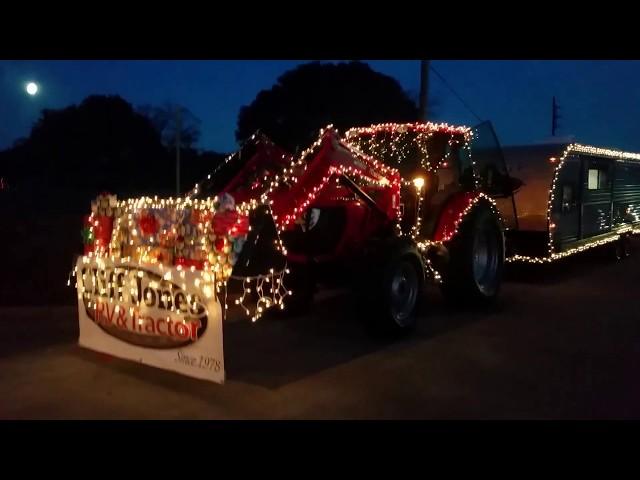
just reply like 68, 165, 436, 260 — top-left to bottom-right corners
440, 203, 504, 307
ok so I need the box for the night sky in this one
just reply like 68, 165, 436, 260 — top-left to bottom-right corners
2, 60, 640, 153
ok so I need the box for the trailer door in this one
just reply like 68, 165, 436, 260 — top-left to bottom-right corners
551, 154, 581, 246
469, 121, 519, 230
580, 155, 614, 238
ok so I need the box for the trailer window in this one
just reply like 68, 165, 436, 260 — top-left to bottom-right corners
587, 166, 609, 190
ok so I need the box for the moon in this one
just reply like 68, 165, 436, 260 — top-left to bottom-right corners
26, 82, 39, 96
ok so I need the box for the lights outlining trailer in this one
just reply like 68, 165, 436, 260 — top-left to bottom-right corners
502, 142, 640, 264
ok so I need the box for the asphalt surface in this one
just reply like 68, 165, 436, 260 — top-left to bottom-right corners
1, 243, 640, 419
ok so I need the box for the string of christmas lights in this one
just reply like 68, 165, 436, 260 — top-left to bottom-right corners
72, 120, 541, 325
508, 143, 640, 264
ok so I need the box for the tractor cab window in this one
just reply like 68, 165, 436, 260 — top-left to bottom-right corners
345, 129, 465, 179
436, 142, 460, 193
469, 121, 512, 198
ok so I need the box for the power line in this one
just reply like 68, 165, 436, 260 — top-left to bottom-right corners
552, 96, 561, 136
419, 60, 430, 121
429, 65, 484, 123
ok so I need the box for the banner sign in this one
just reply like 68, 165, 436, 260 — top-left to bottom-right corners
75, 257, 224, 383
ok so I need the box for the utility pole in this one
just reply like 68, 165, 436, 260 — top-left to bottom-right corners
176, 105, 181, 196
419, 60, 430, 121
551, 96, 561, 137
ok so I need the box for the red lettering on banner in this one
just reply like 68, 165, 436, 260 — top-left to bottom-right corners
117, 306, 126, 325
95, 301, 105, 324
174, 322, 189, 339
156, 317, 166, 335
144, 316, 156, 334
189, 319, 202, 341
116, 306, 128, 328
105, 303, 115, 325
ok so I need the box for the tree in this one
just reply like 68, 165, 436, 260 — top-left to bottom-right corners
236, 61, 422, 151
0, 95, 173, 209
138, 103, 202, 150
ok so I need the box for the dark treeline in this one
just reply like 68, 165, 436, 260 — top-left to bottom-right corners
236, 61, 422, 152
0, 95, 225, 215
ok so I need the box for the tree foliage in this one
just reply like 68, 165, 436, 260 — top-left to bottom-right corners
236, 61, 421, 151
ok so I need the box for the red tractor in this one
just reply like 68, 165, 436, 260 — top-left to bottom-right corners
191, 121, 516, 333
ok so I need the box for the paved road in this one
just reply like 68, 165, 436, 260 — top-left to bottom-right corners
1, 245, 640, 419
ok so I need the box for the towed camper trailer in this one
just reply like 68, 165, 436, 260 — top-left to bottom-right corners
503, 143, 640, 263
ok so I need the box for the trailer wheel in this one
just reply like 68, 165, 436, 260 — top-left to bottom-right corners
614, 234, 633, 260
440, 203, 504, 307
624, 235, 634, 257
360, 241, 424, 335
614, 238, 624, 260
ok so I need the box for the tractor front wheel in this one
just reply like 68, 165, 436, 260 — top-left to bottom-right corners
358, 240, 424, 335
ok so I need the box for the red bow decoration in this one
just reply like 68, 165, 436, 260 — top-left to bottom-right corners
174, 258, 204, 269
214, 237, 226, 252
191, 209, 213, 225
211, 210, 250, 237
139, 212, 158, 236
